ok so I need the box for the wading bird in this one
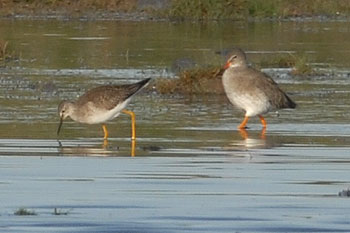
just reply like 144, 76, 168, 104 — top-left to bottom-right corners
222, 48, 296, 130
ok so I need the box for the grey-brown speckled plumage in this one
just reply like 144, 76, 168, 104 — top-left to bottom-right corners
58, 78, 150, 124
57, 78, 151, 137
222, 48, 296, 128
223, 66, 295, 113
74, 79, 149, 113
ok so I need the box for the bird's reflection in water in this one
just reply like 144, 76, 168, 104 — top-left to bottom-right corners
239, 128, 266, 140
103, 139, 136, 157
57, 139, 136, 157
232, 128, 269, 149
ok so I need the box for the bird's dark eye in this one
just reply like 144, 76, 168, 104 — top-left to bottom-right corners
230, 55, 237, 61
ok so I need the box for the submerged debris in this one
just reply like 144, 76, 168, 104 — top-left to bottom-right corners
338, 188, 350, 197
142, 145, 163, 151
14, 208, 37, 216
53, 208, 70, 215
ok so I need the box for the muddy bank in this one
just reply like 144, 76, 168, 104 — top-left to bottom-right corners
0, 0, 170, 21
1, 0, 350, 21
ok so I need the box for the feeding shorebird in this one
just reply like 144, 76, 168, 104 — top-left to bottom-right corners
57, 78, 151, 140
222, 48, 296, 130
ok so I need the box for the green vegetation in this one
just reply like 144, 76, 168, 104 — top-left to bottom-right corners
164, 0, 350, 20
259, 52, 314, 75
0, 0, 138, 17
1, 0, 350, 20
0, 40, 19, 66
259, 53, 295, 68
0, 40, 9, 61
14, 208, 37, 216
247, 0, 350, 18
164, 0, 246, 21
291, 53, 314, 75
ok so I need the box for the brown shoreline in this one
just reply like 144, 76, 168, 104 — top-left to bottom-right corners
1, 0, 350, 22
0, 0, 166, 21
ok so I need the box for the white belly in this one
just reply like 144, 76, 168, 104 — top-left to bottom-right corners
222, 69, 272, 117
75, 100, 130, 124
227, 92, 271, 117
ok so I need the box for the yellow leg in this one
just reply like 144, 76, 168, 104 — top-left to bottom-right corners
102, 124, 109, 140
258, 115, 267, 128
122, 109, 136, 140
103, 139, 108, 148
131, 139, 136, 157
238, 116, 249, 129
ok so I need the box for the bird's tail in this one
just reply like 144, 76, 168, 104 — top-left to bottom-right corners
136, 78, 152, 88
285, 93, 297, 109
125, 78, 152, 100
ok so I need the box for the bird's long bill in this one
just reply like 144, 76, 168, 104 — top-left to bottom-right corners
57, 117, 64, 136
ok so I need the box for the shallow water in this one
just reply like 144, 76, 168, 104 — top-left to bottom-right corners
0, 19, 350, 232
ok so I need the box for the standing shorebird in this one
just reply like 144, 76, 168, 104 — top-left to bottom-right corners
57, 78, 151, 140
222, 48, 296, 129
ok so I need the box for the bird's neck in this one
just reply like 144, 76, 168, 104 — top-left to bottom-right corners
67, 102, 78, 120
230, 63, 247, 70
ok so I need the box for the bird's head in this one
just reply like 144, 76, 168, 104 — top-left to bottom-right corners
57, 100, 74, 136
224, 48, 247, 69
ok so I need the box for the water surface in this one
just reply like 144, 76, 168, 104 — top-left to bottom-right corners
0, 19, 350, 232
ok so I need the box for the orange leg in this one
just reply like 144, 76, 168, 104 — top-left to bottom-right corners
239, 128, 249, 140
260, 127, 266, 140
122, 109, 136, 140
238, 116, 249, 129
258, 115, 267, 128
102, 124, 109, 140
